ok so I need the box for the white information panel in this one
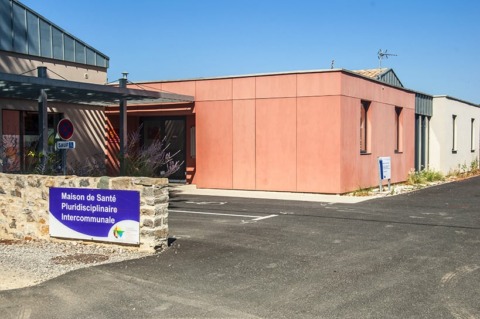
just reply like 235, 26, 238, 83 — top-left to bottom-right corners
378, 157, 391, 180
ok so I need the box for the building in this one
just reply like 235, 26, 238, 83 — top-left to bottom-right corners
0, 0, 192, 174
106, 69, 416, 194
429, 96, 480, 174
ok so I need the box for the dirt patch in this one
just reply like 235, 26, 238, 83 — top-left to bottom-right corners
0, 239, 18, 245
51, 253, 110, 265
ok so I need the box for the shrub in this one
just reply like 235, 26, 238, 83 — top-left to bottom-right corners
121, 126, 183, 178
407, 168, 444, 185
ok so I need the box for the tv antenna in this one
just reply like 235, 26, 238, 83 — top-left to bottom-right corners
377, 49, 397, 68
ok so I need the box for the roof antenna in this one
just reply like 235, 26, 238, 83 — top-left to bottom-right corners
378, 49, 397, 68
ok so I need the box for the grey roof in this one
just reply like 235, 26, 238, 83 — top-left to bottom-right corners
0, 71, 194, 106
352, 68, 404, 88
0, 0, 109, 68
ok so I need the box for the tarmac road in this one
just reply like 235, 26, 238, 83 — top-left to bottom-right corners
1, 177, 479, 318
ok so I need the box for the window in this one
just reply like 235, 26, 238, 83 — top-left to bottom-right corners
27, 11, 40, 56
0, 0, 13, 51
452, 115, 457, 153
190, 126, 196, 158
12, 3, 27, 54
39, 19, 52, 58
86, 47, 96, 65
64, 35, 75, 62
52, 27, 64, 60
75, 41, 86, 64
395, 107, 403, 152
471, 118, 476, 152
360, 101, 370, 154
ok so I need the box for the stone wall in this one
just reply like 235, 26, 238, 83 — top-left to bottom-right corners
0, 173, 169, 252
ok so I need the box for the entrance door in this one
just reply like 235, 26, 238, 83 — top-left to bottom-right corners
141, 116, 186, 182
2, 110, 61, 173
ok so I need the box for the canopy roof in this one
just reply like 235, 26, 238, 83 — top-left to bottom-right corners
0, 71, 194, 106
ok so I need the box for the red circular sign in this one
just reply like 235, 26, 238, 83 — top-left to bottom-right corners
57, 118, 74, 140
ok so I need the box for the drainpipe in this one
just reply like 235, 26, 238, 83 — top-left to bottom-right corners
118, 72, 128, 176
37, 67, 48, 169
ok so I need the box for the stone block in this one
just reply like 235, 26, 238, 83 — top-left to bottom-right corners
44, 177, 56, 188
79, 179, 90, 187
153, 216, 163, 227
97, 176, 110, 189
145, 195, 169, 206
142, 217, 154, 228
110, 177, 133, 190
140, 206, 155, 216
154, 228, 168, 238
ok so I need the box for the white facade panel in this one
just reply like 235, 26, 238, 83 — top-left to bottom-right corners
430, 96, 480, 174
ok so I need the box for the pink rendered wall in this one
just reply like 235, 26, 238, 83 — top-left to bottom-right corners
296, 96, 342, 193
124, 70, 415, 194
195, 101, 233, 189
339, 74, 416, 192
232, 100, 256, 189
255, 98, 297, 191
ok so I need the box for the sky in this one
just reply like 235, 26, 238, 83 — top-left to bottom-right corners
20, 0, 480, 104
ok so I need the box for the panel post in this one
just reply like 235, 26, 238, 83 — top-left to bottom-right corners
38, 67, 48, 169
118, 73, 128, 176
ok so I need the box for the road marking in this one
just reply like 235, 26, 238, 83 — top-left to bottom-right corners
251, 214, 278, 221
170, 209, 278, 222
185, 201, 227, 205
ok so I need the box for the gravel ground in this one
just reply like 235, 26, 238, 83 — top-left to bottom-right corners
0, 239, 154, 291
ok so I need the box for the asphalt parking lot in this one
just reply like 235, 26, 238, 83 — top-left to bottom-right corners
1, 177, 479, 318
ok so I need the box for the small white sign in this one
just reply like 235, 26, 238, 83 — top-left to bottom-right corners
378, 157, 391, 180
56, 141, 76, 150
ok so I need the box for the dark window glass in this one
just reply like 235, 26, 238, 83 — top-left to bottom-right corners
64, 35, 74, 62
96, 55, 106, 67
52, 27, 63, 59
75, 41, 85, 64
12, 3, 27, 54
27, 11, 39, 56
86, 47, 95, 65
39, 19, 51, 58
0, 0, 13, 51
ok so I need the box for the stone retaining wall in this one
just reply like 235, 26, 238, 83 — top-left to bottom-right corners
0, 173, 169, 252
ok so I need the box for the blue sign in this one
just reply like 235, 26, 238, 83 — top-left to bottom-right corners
56, 141, 76, 149
49, 187, 140, 244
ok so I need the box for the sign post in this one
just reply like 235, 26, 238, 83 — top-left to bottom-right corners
57, 118, 74, 175
378, 156, 391, 192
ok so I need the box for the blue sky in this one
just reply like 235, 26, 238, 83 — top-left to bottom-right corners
21, 0, 480, 103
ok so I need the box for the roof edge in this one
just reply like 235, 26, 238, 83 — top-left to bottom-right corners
433, 95, 479, 107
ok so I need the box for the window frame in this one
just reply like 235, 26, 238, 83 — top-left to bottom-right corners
395, 107, 403, 153
360, 100, 371, 154
471, 118, 476, 152
452, 114, 457, 153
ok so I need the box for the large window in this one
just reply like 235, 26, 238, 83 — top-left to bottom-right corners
360, 101, 371, 154
0, 0, 109, 67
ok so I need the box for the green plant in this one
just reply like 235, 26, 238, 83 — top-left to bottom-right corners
69, 153, 106, 176
470, 158, 479, 174
407, 168, 444, 185
121, 126, 183, 178
352, 186, 373, 196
